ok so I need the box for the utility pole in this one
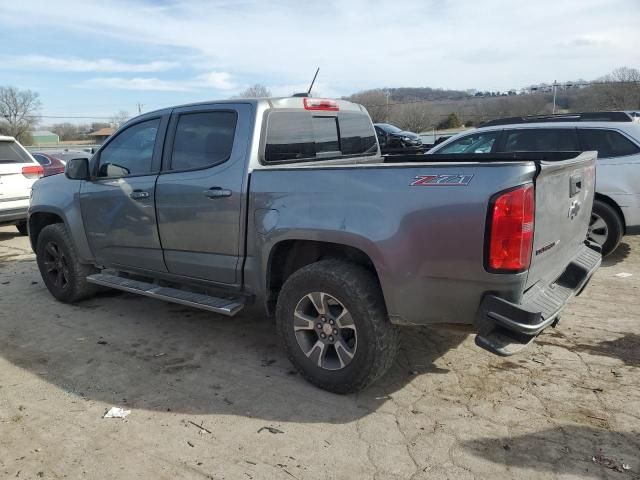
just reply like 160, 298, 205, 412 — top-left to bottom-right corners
552, 80, 558, 114
384, 90, 391, 122
136, 103, 144, 115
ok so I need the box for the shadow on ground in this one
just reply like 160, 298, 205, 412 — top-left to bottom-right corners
0, 230, 23, 242
0, 284, 467, 422
603, 242, 631, 267
572, 332, 640, 368
462, 425, 640, 479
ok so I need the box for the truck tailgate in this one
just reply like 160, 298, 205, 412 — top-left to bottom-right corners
525, 151, 597, 290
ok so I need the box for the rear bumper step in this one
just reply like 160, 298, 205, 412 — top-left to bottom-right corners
86, 273, 245, 316
475, 241, 601, 356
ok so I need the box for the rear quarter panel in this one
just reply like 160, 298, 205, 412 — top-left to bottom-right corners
248, 162, 537, 325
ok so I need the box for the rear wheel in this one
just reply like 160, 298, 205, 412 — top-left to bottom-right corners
36, 223, 99, 303
16, 221, 28, 236
589, 200, 623, 256
276, 260, 399, 394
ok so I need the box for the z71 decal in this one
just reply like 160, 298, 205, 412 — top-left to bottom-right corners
410, 174, 474, 186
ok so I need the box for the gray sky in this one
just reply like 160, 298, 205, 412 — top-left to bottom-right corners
0, 0, 638, 119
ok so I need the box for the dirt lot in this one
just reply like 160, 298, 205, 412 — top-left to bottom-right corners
1, 225, 639, 480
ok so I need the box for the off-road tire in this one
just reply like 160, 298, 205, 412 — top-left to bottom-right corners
276, 260, 399, 394
36, 223, 99, 303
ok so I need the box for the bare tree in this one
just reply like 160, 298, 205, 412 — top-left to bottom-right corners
347, 89, 389, 123
589, 67, 640, 110
389, 103, 436, 133
236, 84, 272, 98
110, 110, 130, 127
0, 86, 41, 143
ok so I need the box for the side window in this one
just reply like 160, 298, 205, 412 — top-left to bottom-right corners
98, 119, 160, 177
33, 154, 51, 166
171, 111, 238, 171
499, 129, 578, 152
578, 129, 640, 158
437, 131, 500, 154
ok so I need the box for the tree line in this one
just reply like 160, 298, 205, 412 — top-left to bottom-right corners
347, 66, 640, 132
1, 67, 638, 144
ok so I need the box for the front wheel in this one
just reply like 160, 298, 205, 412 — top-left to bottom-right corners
589, 200, 623, 257
36, 223, 99, 303
276, 260, 399, 394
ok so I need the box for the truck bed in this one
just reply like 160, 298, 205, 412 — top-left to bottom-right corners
248, 151, 597, 329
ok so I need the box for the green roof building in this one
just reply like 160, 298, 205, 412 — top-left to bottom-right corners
30, 130, 60, 146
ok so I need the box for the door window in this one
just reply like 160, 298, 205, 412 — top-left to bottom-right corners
499, 129, 578, 152
436, 131, 500, 154
578, 129, 640, 158
97, 119, 160, 177
171, 111, 238, 171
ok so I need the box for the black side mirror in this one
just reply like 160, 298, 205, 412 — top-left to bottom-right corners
65, 158, 90, 180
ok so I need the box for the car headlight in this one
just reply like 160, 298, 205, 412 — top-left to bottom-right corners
402, 136, 411, 141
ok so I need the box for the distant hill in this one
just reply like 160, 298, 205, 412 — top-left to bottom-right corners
384, 87, 471, 102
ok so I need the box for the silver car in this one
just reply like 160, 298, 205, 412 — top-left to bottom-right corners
428, 111, 640, 255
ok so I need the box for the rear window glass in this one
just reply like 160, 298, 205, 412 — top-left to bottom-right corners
0, 141, 32, 163
499, 129, 578, 152
578, 129, 640, 158
264, 111, 376, 163
171, 111, 238, 170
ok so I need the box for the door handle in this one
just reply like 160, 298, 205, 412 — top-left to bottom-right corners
129, 190, 150, 200
570, 174, 582, 197
204, 187, 232, 199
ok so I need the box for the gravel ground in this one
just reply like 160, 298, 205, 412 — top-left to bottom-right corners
0, 225, 639, 479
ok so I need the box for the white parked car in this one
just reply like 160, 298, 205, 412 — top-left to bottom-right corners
428, 111, 640, 256
0, 136, 44, 235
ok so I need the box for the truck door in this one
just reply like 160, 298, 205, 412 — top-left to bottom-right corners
155, 103, 252, 285
80, 115, 168, 272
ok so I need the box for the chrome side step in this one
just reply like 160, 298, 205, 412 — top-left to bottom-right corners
86, 273, 245, 316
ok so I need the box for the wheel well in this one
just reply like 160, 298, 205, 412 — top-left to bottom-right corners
266, 240, 378, 314
29, 212, 64, 251
594, 193, 626, 233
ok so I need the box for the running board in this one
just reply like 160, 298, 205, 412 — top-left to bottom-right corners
86, 273, 245, 316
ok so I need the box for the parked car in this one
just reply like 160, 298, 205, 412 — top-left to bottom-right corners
29, 96, 600, 393
374, 123, 423, 152
0, 136, 43, 235
428, 111, 640, 256
32, 153, 66, 177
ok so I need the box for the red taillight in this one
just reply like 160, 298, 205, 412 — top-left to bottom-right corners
22, 165, 44, 179
303, 98, 339, 111
487, 183, 535, 272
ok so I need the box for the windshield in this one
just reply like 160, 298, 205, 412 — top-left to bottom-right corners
378, 123, 403, 134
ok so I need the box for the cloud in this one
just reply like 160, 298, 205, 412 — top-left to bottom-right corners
2, 55, 178, 73
193, 72, 236, 90
1, 0, 639, 92
75, 71, 236, 92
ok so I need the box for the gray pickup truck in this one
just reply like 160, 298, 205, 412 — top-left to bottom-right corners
28, 96, 601, 393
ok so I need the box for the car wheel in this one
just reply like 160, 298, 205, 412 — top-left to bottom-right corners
16, 221, 28, 236
276, 260, 399, 394
588, 199, 623, 257
36, 223, 99, 303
